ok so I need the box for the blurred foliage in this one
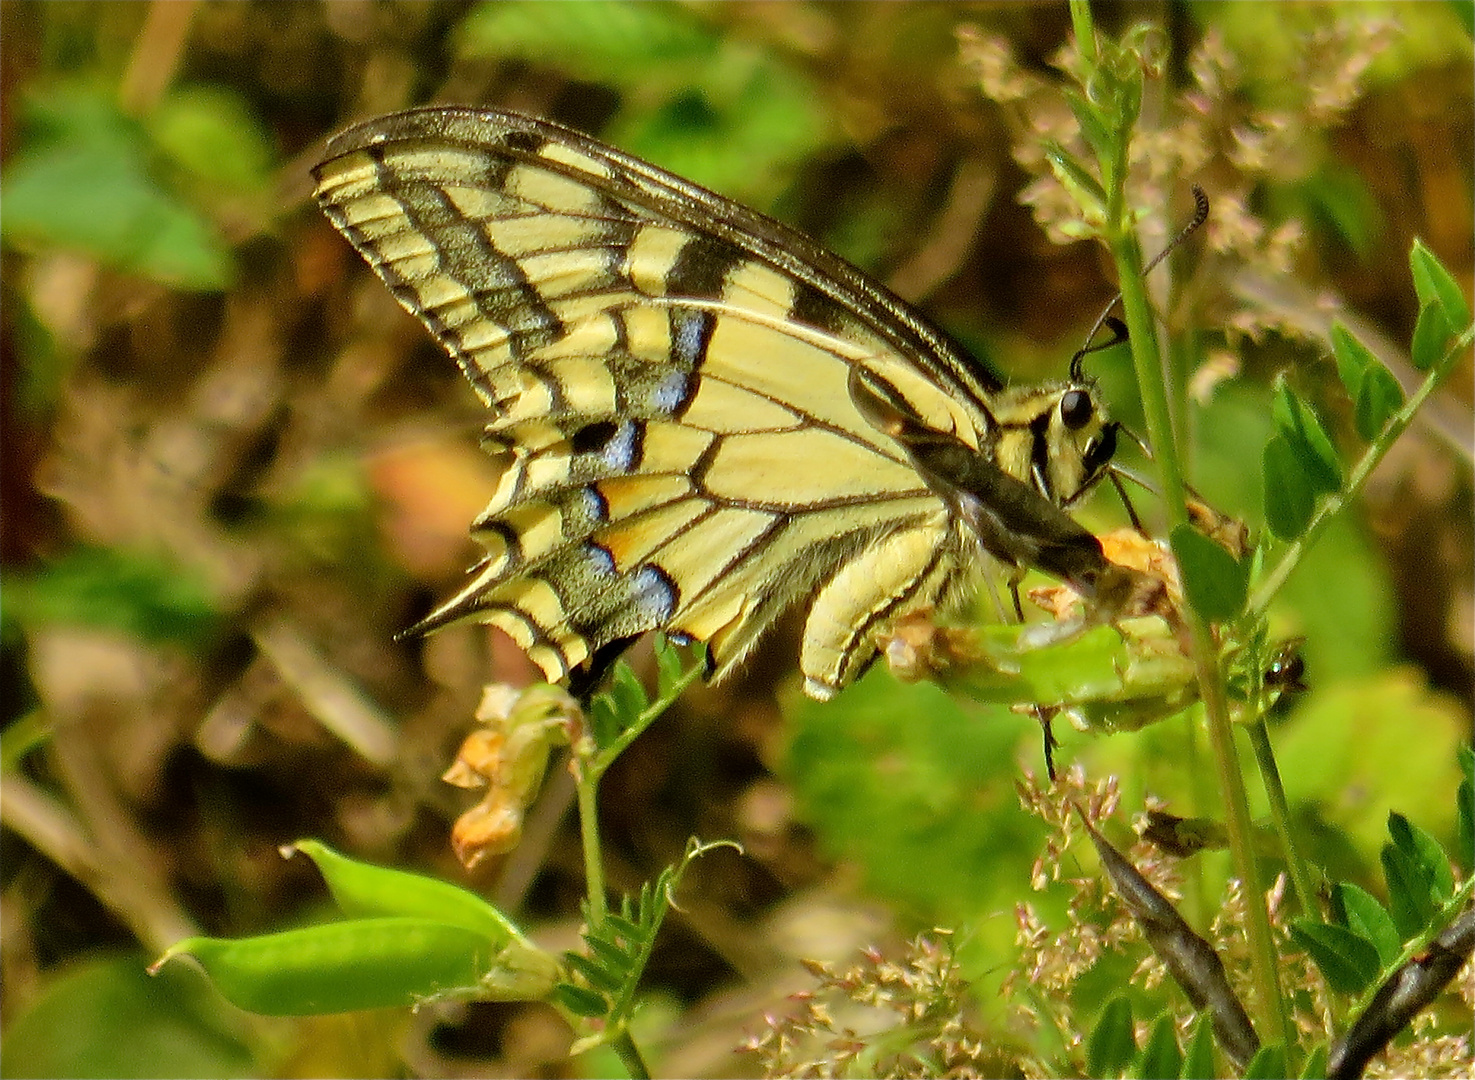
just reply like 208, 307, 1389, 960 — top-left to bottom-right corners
4, 545, 222, 647
1, 2, 1470, 1078
1, 955, 258, 1079
2, 83, 242, 288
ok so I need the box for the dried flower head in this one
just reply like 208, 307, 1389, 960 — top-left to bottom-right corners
443, 683, 580, 868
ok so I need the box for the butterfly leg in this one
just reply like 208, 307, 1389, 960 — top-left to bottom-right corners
1008, 579, 1025, 622
1036, 706, 1061, 783
1108, 467, 1146, 534
1004, 571, 1062, 781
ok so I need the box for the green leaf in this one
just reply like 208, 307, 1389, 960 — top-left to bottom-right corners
553, 982, 610, 1017
1290, 919, 1381, 994
653, 635, 684, 696
1262, 434, 1316, 540
1299, 1043, 1329, 1080
6, 546, 221, 646
1, 85, 234, 288
286, 840, 524, 944
1333, 882, 1402, 967
1243, 1043, 1287, 1080
1134, 1014, 1183, 1080
608, 661, 648, 722
1171, 523, 1248, 621
1410, 237, 1471, 328
1065, 87, 1115, 161
584, 934, 635, 973
1410, 300, 1455, 373
1087, 996, 1137, 1078
2, 954, 257, 1079
1354, 363, 1405, 441
1179, 1016, 1217, 1080
1043, 139, 1109, 216
1272, 379, 1342, 495
456, 0, 717, 81
149, 84, 275, 194
1388, 812, 1456, 903
154, 918, 501, 1015
564, 951, 625, 995
1301, 164, 1381, 257
786, 673, 1050, 923
1381, 841, 1436, 939
604, 913, 644, 942
452, 1, 831, 206
1331, 322, 1375, 396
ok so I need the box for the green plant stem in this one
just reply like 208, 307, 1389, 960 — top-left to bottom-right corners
1244, 323, 1475, 622
1111, 225, 1291, 1053
610, 1030, 651, 1080
1070, 0, 1098, 66
577, 656, 704, 930
1246, 718, 1317, 921
577, 769, 608, 927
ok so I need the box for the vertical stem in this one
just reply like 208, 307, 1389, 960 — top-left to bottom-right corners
611, 1031, 651, 1080
1247, 719, 1318, 922
1070, 0, 1098, 66
577, 770, 607, 927
1111, 229, 1291, 1051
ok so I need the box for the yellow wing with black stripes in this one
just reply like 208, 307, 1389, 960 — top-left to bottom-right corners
312, 106, 1111, 699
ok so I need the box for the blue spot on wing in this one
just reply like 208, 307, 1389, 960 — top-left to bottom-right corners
602, 420, 642, 472
671, 308, 715, 370
632, 564, 678, 621
652, 370, 693, 415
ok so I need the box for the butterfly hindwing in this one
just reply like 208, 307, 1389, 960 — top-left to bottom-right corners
314, 107, 1013, 697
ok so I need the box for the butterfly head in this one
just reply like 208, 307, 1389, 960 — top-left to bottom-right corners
1047, 382, 1120, 507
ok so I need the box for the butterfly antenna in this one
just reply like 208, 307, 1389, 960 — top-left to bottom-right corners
1070, 185, 1210, 382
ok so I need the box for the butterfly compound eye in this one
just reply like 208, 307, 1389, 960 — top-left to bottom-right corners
1060, 389, 1094, 430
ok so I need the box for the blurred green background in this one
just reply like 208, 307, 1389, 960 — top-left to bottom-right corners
1, 2, 1470, 1076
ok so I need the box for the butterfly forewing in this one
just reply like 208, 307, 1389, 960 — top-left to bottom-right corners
313, 106, 1004, 697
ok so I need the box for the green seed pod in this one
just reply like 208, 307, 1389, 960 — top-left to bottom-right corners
154, 917, 501, 1015
285, 839, 525, 945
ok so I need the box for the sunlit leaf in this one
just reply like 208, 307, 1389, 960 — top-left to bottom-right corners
1134, 1014, 1182, 1080
149, 84, 275, 194
1331, 322, 1375, 397
1171, 523, 1248, 622
1299, 1043, 1329, 1079
1180, 1016, 1218, 1080
2, 955, 257, 1079
1410, 237, 1471, 328
7, 546, 221, 646
1354, 363, 1405, 441
1387, 812, 1455, 903
1243, 1043, 1288, 1080
1410, 300, 1454, 373
1086, 996, 1136, 1078
1334, 882, 1402, 967
1262, 434, 1316, 540
1290, 919, 1381, 994
1272, 379, 1341, 496
1, 85, 233, 288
